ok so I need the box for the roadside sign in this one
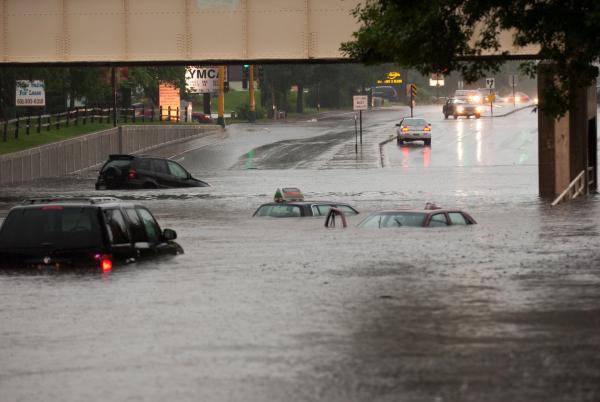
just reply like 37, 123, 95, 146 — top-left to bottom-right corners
15, 80, 45, 106
353, 95, 368, 111
411, 84, 417, 97
376, 71, 403, 84
429, 78, 444, 87
509, 74, 518, 87
485, 77, 495, 89
185, 66, 221, 93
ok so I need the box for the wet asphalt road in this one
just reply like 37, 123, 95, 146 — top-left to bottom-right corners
1, 104, 600, 402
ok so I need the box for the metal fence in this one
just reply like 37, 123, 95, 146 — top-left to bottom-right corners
0, 124, 221, 185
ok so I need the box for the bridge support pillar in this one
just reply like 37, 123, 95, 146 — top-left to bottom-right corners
538, 62, 597, 198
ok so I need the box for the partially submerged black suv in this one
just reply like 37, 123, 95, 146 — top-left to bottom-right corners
0, 197, 183, 270
96, 154, 209, 190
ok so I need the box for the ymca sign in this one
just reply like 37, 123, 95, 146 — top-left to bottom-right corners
186, 66, 220, 93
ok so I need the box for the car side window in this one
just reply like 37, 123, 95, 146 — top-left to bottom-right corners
167, 161, 189, 179
429, 213, 448, 227
124, 208, 148, 242
337, 205, 358, 215
137, 208, 161, 243
135, 159, 151, 171
103, 209, 130, 244
151, 159, 169, 174
448, 212, 468, 225
312, 204, 332, 216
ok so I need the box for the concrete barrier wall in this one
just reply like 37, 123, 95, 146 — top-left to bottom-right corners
0, 125, 220, 185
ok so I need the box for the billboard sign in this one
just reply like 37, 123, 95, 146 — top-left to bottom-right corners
186, 66, 221, 93
376, 71, 403, 85
15, 80, 45, 106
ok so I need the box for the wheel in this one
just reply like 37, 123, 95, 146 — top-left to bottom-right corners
444, 114, 448, 119
453, 114, 457, 119
475, 114, 481, 119
425, 139, 431, 146
397, 137, 403, 145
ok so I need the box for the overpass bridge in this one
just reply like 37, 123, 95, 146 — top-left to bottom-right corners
0, 0, 596, 201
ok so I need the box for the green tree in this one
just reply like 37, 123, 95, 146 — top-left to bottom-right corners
341, 0, 600, 117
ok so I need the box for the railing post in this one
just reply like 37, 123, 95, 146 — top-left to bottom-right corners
15, 114, 19, 139
176, 107, 180, 123
142, 106, 145, 123
47, 115, 51, 131
75, 108, 79, 125
168, 106, 171, 122
37, 114, 41, 133
56, 112, 60, 130
83, 108, 87, 125
65, 110, 69, 128
3, 119, 7, 142
27, 114, 31, 135
91, 107, 95, 123
159, 106, 163, 122
132, 107, 136, 123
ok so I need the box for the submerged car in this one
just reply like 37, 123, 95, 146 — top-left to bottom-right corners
0, 197, 183, 270
396, 117, 432, 146
357, 203, 476, 228
443, 98, 482, 119
253, 188, 359, 218
95, 154, 209, 190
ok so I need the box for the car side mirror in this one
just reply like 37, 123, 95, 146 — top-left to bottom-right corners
395, 123, 401, 127
162, 228, 177, 241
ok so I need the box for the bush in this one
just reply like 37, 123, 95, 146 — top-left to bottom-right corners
236, 103, 265, 120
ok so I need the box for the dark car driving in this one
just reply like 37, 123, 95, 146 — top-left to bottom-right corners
443, 98, 482, 119
95, 154, 209, 190
0, 197, 183, 270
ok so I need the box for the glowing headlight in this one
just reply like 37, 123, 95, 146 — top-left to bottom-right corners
515, 96, 521, 103
533, 97, 539, 104
456, 106, 464, 113
472, 95, 482, 103
475, 106, 482, 112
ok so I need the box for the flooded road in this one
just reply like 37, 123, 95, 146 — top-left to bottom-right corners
1, 105, 600, 402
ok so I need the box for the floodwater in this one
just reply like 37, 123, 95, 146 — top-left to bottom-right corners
1, 105, 599, 402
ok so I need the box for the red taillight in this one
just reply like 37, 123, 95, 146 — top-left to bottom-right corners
423, 126, 431, 132
401, 127, 409, 133
128, 169, 137, 180
101, 258, 112, 272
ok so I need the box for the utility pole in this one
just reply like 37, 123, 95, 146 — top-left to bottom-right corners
217, 66, 225, 127
248, 65, 256, 122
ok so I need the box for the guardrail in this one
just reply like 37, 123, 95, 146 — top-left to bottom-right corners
551, 169, 590, 206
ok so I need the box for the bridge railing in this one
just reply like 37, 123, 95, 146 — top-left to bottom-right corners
551, 169, 591, 206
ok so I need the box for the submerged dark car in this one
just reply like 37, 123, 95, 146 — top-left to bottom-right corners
443, 98, 482, 119
95, 154, 209, 190
357, 204, 476, 228
0, 197, 183, 271
253, 188, 359, 218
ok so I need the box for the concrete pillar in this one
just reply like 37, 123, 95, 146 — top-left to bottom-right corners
538, 63, 570, 197
538, 62, 597, 198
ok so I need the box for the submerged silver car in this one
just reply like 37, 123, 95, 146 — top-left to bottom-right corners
396, 117, 431, 146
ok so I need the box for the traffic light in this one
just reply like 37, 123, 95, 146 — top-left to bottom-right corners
242, 65, 249, 89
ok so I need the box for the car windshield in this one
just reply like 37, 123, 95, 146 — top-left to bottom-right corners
358, 212, 425, 228
255, 204, 302, 217
402, 118, 426, 127
0, 207, 103, 250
